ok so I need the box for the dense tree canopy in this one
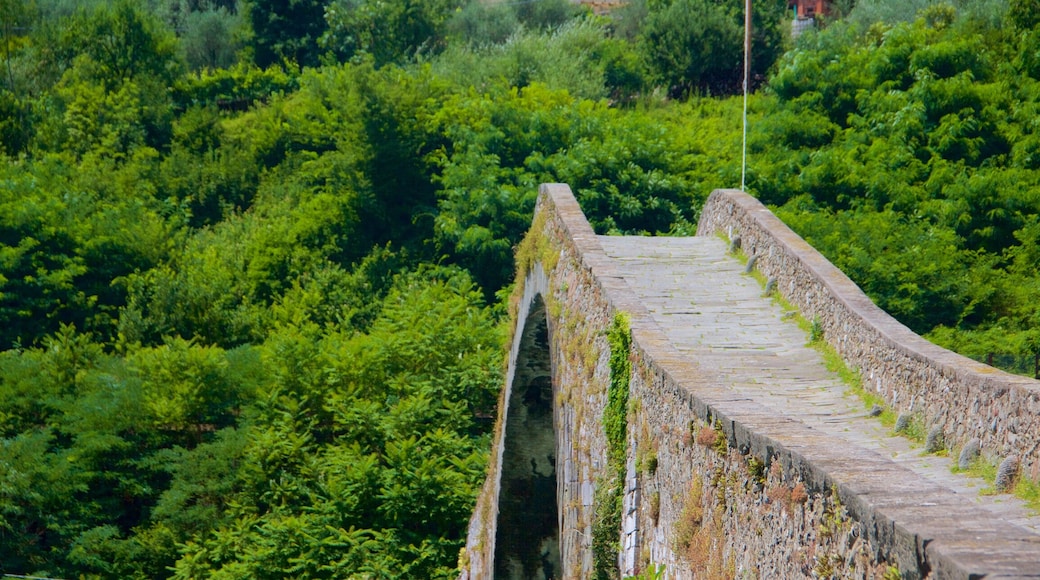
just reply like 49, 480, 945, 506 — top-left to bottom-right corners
1, 0, 1039, 577
751, 7, 1040, 372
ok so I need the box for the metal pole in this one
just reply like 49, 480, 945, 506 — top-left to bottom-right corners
741, 0, 751, 191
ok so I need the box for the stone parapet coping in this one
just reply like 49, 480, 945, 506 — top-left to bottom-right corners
696, 189, 1040, 479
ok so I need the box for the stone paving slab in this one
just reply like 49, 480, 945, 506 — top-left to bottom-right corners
597, 234, 1040, 535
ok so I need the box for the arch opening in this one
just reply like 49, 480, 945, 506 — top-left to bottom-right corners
494, 296, 560, 579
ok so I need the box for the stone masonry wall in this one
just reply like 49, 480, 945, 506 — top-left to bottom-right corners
697, 189, 1040, 484
627, 357, 897, 579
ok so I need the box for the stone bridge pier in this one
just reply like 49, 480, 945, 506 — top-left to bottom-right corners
460, 184, 1040, 579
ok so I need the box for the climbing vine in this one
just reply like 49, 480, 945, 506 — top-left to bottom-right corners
593, 311, 632, 579
605, 311, 632, 472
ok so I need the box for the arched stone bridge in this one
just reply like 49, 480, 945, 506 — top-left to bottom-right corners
460, 184, 1040, 579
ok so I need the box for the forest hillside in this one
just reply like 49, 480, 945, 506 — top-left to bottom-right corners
0, 0, 1038, 577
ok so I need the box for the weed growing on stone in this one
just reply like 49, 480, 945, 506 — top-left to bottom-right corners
960, 455, 1001, 495
695, 425, 718, 448
893, 412, 926, 444
809, 316, 824, 344
817, 486, 848, 540
711, 421, 729, 456
746, 455, 766, 485
592, 477, 624, 580
953, 453, 1040, 510
814, 553, 840, 578
635, 416, 658, 476
649, 491, 661, 525
1015, 477, 1040, 511
674, 476, 705, 552
623, 563, 665, 580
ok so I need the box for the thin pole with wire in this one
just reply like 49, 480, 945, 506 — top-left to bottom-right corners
741, 0, 751, 191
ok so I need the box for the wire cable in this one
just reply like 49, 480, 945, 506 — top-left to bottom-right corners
741, 0, 751, 192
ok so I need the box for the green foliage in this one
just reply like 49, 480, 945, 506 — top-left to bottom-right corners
127, 337, 249, 434
625, 563, 666, 580
640, 0, 786, 97
321, 0, 463, 66
444, 1, 520, 47
433, 18, 616, 99
172, 62, 300, 111
1009, 0, 1040, 30
244, 0, 326, 67
7, 0, 1040, 576
180, 6, 245, 71
641, 0, 742, 96
776, 204, 989, 332
591, 478, 624, 580
0, 266, 500, 578
605, 312, 632, 473
750, 9, 1040, 364
0, 89, 32, 154
0, 156, 173, 348
847, 0, 937, 27
23, 0, 184, 157
514, 0, 584, 31
167, 266, 500, 579
430, 81, 704, 293
592, 312, 632, 580
80, 0, 183, 87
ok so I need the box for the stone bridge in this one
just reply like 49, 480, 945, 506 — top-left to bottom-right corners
459, 184, 1040, 579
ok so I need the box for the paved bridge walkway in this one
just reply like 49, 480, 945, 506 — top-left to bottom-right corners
600, 234, 1040, 534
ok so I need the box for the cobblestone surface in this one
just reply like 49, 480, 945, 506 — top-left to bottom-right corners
599, 235, 1040, 534
698, 189, 1040, 483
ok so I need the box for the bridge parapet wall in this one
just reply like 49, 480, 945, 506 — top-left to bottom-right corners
697, 189, 1040, 483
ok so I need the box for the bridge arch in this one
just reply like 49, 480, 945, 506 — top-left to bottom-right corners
493, 288, 560, 579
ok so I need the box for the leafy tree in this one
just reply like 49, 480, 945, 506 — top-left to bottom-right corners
444, 0, 520, 47
433, 18, 616, 100
641, 0, 785, 97
1008, 0, 1040, 30
169, 267, 500, 578
0, 89, 32, 154
171, 62, 299, 111
0, 0, 34, 153
515, 0, 583, 31
321, 0, 464, 66
748, 2, 1040, 369
128, 337, 249, 436
75, 0, 183, 89
642, 0, 742, 96
180, 6, 243, 70
244, 0, 326, 67
0, 0, 33, 90
431, 82, 703, 293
